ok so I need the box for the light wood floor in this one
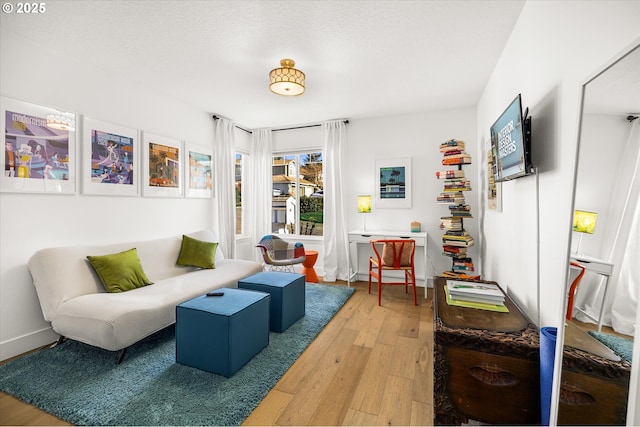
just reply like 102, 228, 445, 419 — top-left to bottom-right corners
0, 281, 435, 426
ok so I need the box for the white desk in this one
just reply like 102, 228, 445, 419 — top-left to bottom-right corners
347, 230, 428, 287
570, 253, 614, 332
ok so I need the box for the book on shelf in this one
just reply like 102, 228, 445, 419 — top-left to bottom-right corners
443, 241, 474, 248
441, 271, 482, 280
442, 247, 468, 257
439, 216, 463, 230
439, 139, 465, 149
437, 194, 466, 204
441, 149, 465, 156
435, 170, 465, 179
443, 183, 471, 192
452, 258, 474, 271
442, 155, 472, 166
443, 230, 470, 237
450, 209, 473, 217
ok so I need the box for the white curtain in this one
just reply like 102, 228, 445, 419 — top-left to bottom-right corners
249, 128, 273, 263
322, 121, 349, 281
609, 121, 640, 336
214, 118, 236, 259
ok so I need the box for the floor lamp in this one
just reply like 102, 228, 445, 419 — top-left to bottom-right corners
573, 210, 597, 256
357, 195, 372, 231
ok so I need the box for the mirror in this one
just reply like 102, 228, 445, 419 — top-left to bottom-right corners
557, 41, 640, 425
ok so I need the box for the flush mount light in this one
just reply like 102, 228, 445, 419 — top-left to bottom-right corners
269, 59, 305, 96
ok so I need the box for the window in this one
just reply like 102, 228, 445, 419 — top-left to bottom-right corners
271, 152, 323, 236
235, 152, 244, 235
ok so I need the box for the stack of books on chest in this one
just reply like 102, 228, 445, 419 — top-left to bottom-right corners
446, 280, 505, 305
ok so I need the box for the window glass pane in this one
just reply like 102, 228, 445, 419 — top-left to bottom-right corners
271, 152, 323, 236
300, 152, 323, 236
235, 153, 243, 235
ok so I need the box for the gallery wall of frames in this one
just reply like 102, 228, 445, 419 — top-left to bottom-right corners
1, 97, 214, 199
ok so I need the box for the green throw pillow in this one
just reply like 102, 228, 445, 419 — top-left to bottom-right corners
87, 248, 153, 293
176, 235, 218, 269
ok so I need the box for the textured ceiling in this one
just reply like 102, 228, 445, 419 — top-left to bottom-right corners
0, 0, 527, 129
584, 44, 640, 117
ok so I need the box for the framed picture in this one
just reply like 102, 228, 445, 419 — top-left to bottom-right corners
487, 145, 502, 212
375, 157, 412, 208
1, 96, 77, 194
185, 142, 213, 198
83, 117, 139, 196
142, 132, 183, 198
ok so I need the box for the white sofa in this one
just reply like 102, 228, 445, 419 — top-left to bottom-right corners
27, 230, 263, 359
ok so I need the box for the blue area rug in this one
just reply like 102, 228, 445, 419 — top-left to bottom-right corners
0, 283, 354, 426
589, 330, 634, 362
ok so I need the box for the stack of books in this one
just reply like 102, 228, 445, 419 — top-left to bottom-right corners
442, 245, 468, 257
452, 258, 475, 273
437, 193, 466, 205
443, 180, 471, 192
442, 231, 474, 247
436, 169, 465, 180
446, 280, 505, 306
449, 205, 473, 218
440, 216, 462, 231
440, 139, 472, 166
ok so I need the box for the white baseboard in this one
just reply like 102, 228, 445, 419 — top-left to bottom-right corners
0, 326, 59, 362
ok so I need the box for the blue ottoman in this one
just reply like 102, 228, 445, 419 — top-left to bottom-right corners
238, 272, 305, 332
175, 287, 270, 377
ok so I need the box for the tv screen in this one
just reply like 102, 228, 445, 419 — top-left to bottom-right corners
490, 94, 533, 182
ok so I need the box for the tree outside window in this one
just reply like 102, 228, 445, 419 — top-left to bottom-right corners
235, 153, 243, 235
271, 152, 323, 236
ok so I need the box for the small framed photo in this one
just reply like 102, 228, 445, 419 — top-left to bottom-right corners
82, 117, 139, 196
185, 142, 213, 198
375, 157, 412, 209
1, 96, 77, 194
142, 132, 183, 198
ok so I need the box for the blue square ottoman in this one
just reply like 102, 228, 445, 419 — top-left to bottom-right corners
175, 287, 270, 377
238, 272, 305, 332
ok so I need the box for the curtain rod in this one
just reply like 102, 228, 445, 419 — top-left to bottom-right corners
212, 115, 349, 133
272, 120, 349, 132
212, 115, 252, 134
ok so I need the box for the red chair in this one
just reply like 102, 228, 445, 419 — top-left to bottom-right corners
368, 239, 417, 306
566, 261, 586, 321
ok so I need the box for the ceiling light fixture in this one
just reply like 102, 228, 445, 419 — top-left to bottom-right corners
269, 59, 305, 96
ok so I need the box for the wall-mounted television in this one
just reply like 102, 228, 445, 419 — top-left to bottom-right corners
490, 94, 533, 182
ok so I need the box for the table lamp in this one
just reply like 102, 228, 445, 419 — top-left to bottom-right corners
357, 195, 372, 231
572, 210, 597, 255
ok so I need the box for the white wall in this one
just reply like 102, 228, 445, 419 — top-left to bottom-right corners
476, 1, 640, 424
0, 30, 218, 360
476, 0, 640, 328
251, 109, 478, 281
347, 109, 478, 280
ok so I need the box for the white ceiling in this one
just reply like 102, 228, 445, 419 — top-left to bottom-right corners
584, 44, 640, 117
1, 0, 527, 129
